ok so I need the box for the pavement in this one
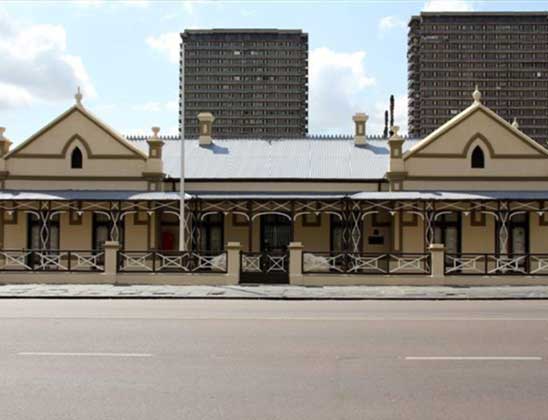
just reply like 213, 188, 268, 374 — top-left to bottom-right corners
1, 283, 548, 299
1, 299, 548, 420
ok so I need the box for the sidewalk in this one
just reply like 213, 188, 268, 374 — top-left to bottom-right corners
1, 284, 548, 299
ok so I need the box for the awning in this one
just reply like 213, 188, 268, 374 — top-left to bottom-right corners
0, 190, 192, 201
350, 191, 548, 200
191, 191, 348, 200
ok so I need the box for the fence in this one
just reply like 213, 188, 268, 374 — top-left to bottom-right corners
117, 250, 227, 273
0, 249, 105, 272
445, 253, 548, 276
302, 252, 431, 275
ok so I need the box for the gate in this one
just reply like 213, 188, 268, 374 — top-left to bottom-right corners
240, 251, 289, 284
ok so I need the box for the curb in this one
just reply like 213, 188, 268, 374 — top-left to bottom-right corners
1, 295, 548, 300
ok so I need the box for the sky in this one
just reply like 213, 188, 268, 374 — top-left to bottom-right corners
1, 0, 548, 143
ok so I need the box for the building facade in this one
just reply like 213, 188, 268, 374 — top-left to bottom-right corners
2, 88, 548, 285
180, 29, 308, 139
408, 12, 548, 145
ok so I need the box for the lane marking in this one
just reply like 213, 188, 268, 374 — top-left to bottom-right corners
405, 356, 542, 361
17, 352, 152, 358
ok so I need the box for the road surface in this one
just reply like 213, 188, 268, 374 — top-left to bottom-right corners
1, 299, 547, 420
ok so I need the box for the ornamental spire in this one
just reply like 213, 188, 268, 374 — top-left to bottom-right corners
472, 85, 481, 103
75, 86, 83, 106
512, 117, 519, 129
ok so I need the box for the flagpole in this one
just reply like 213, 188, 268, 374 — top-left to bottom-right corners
179, 40, 186, 252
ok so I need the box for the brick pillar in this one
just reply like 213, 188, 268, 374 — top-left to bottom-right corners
103, 241, 120, 275
429, 243, 445, 278
226, 242, 241, 284
288, 242, 304, 284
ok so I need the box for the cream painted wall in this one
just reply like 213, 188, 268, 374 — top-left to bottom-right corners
6, 109, 148, 179
185, 181, 381, 193
60, 213, 92, 250
4, 215, 26, 249
530, 213, 548, 254
461, 214, 495, 253
404, 180, 548, 191
362, 213, 392, 253
225, 214, 250, 250
5, 180, 149, 191
401, 219, 424, 253
404, 108, 548, 179
124, 216, 148, 251
294, 213, 330, 252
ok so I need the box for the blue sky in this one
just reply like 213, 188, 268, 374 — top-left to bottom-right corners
1, 0, 547, 143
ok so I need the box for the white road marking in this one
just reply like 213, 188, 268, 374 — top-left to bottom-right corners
17, 352, 152, 358
405, 356, 542, 361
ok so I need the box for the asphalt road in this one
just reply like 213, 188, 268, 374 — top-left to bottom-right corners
1, 300, 547, 420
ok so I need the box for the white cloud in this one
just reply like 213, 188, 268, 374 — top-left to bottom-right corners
146, 32, 180, 63
423, 0, 474, 12
0, 11, 96, 110
369, 94, 408, 136
379, 16, 407, 32
308, 47, 375, 134
0, 83, 33, 109
132, 100, 178, 112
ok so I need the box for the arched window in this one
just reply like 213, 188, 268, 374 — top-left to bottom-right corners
71, 147, 83, 169
471, 146, 485, 169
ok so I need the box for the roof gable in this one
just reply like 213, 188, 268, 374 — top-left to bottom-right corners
6, 104, 147, 160
404, 102, 548, 160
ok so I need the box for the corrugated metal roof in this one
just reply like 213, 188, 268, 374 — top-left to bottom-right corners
128, 137, 421, 180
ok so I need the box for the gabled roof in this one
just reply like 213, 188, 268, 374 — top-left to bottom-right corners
128, 137, 421, 180
404, 99, 548, 160
5, 104, 147, 160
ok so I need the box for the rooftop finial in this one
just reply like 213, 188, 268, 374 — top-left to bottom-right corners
472, 85, 481, 103
151, 126, 160, 139
391, 125, 400, 137
75, 86, 83, 106
0, 127, 5, 140
512, 117, 519, 129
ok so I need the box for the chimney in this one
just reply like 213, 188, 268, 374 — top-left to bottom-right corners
144, 126, 164, 191
147, 126, 164, 159
387, 126, 406, 191
352, 113, 368, 145
0, 127, 12, 157
197, 112, 215, 145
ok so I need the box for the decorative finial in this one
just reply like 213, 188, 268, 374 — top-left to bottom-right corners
512, 118, 519, 129
151, 126, 160, 139
390, 125, 400, 137
75, 86, 83, 106
472, 85, 481, 103
0, 127, 5, 140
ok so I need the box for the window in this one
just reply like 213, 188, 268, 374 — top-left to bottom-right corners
71, 147, 83, 169
471, 146, 485, 168
199, 213, 224, 252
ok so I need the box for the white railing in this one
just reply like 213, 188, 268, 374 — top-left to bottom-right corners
117, 251, 227, 273
0, 250, 104, 272
302, 252, 431, 275
445, 254, 548, 276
